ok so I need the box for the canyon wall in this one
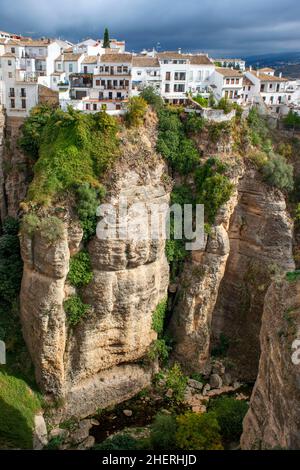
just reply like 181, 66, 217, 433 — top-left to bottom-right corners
241, 279, 300, 449
19, 118, 170, 419
0, 114, 30, 222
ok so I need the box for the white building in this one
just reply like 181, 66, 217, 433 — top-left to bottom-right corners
216, 58, 246, 72
131, 56, 161, 95
158, 52, 215, 104
210, 67, 244, 103
245, 69, 289, 114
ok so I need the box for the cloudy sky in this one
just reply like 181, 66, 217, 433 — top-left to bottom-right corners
1, 0, 300, 56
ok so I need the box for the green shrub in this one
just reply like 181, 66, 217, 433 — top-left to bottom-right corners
93, 434, 139, 450
140, 86, 164, 111
64, 295, 90, 326
286, 270, 300, 282
76, 183, 105, 242
283, 110, 300, 131
152, 298, 167, 335
193, 95, 209, 107
39, 216, 64, 243
176, 412, 223, 450
165, 363, 187, 403
125, 96, 147, 127
208, 397, 249, 440
68, 250, 93, 287
208, 121, 232, 143
185, 112, 205, 134
27, 108, 118, 205
216, 98, 233, 114
195, 158, 233, 224
262, 153, 294, 191
18, 104, 53, 160
148, 339, 170, 364
21, 213, 40, 238
44, 435, 64, 450
150, 414, 177, 450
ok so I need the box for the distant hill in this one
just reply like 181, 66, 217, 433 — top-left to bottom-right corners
243, 51, 300, 80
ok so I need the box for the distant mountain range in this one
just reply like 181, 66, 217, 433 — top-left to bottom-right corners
243, 52, 300, 79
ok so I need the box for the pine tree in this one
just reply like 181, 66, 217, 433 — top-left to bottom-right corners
103, 28, 110, 48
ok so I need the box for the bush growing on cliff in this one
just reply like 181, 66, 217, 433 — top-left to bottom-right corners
38, 216, 65, 243
216, 98, 233, 115
185, 112, 205, 134
165, 363, 188, 404
125, 96, 147, 127
75, 183, 106, 241
208, 397, 249, 441
64, 295, 90, 326
152, 298, 167, 335
195, 158, 233, 224
176, 412, 223, 450
21, 213, 40, 238
27, 108, 118, 205
68, 250, 93, 287
18, 104, 53, 160
148, 339, 170, 364
262, 153, 294, 191
140, 86, 164, 112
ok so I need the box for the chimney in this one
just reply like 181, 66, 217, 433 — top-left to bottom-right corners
257, 70, 260, 77
97, 52, 101, 67
279, 72, 282, 78
178, 48, 181, 54
60, 47, 64, 61
250, 65, 252, 71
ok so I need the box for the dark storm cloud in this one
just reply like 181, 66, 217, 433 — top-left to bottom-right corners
1, 0, 300, 55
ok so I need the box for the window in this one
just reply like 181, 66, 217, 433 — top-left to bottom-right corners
83, 66, 88, 73
8, 72, 12, 78
96, 79, 100, 86
69, 63, 73, 73
288, 95, 292, 101
276, 84, 280, 92
93, 104, 97, 111
235, 79, 239, 84
261, 84, 265, 92
57, 63, 62, 70
165, 83, 170, 92
21, 88, 26, 97
113, 80, 118, 87
11, 47, 15, 53
226, 78, 230, 84
231, 78, 234, 84
86, 104, 90, 110
21, 99, 26, 109
248, 86, 251, 91
278, 96, 282, 104
269, 84, 273, 89
117, 66, 122, 73
117, 92, 122, 99
174, 72, 186, 81
137, 71, 142, 75
8, 60, 12, 66
165, 71, 171, 81
123, 66, 128, 73
174, 84, 185, 92
9, 88, 15, 97
10, 98, 15, 108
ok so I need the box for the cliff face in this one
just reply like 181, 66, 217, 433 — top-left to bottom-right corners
169, 160, 243, 372
0, 114, 31, 221
211, 169, 295, 381
241, 279, 300, 450
170, 165, 295, 381
19, 118, 170, 419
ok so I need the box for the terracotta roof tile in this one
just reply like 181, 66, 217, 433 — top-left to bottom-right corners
216, 67, 243, 77
132, 56, 159, 67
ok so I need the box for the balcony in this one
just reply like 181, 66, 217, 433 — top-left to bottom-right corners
97, 85, 129, 91
70, 73, 93, 89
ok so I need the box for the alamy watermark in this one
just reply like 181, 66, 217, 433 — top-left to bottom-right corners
96, 197, 205, 251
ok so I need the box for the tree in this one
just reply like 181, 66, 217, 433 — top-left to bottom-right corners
140, 86, 164, 111
103, 28, 110, 48
283, 111, 300, 135
125, 96, 147, 127
176, 412, 224, 450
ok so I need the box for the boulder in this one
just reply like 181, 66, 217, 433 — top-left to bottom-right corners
209, 374, 223, 389
123, 409, 133, 417
77, 436, 95, 450
202, 384, 211, 396
33, 414, 48, 450
187, 379, 203, 392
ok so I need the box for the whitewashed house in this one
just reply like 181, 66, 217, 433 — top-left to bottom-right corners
158, 51, 215, 104
131, 56, 161, 95
245, 69, 289, 114
210, 67, 244, 103
216, 58, 246, 72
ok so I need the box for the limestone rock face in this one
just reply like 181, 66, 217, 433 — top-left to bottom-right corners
168, 163, 243, 372
241, 280, 300, 450
20, 120, 170, 419
0, 115, 31, 221
211, 169, 295, 381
